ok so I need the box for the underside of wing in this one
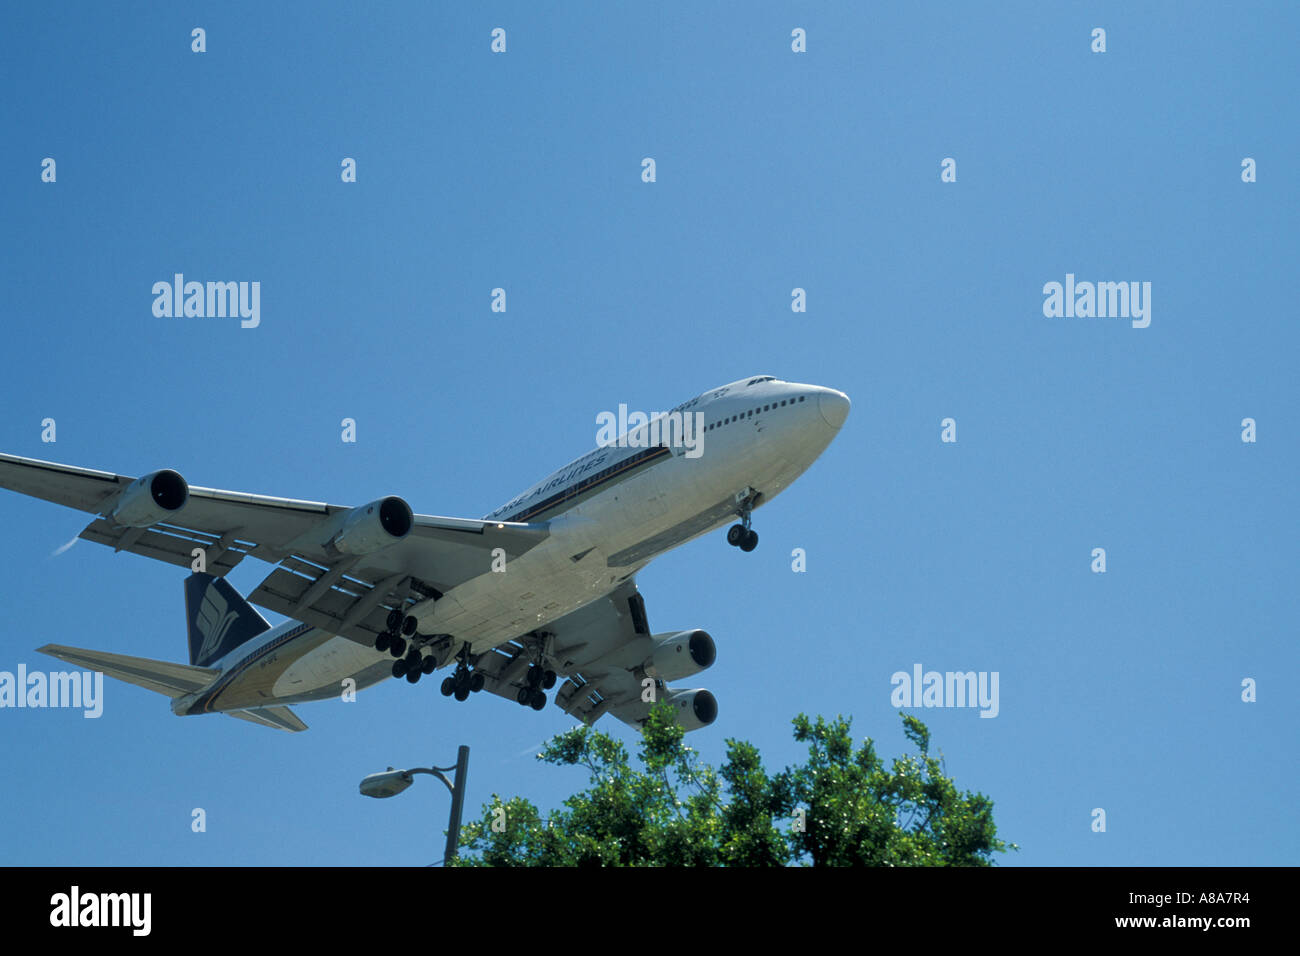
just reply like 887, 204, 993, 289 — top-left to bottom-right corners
3, 452, 551, 648
244, 516, 551, 647
469, 580, 719, 733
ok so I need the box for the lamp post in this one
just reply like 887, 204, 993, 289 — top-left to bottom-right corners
360, 744, 470, 863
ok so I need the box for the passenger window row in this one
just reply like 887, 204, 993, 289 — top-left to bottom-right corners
705, 395, 806, 431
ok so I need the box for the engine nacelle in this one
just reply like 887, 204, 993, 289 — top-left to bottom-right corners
109, 469, 189, 528
645, 629, 716, 682
333, 496, 413, 555
663, 688, 718, 732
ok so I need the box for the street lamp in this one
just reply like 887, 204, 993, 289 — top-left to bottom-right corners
360, 744, 470, 863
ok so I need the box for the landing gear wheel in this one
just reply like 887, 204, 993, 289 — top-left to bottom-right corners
401, 616, 418, 636
392, 658, 408, 678
389, 636, 407, 659
422, 656, 436, 675
530, 690, 546, 711
527, 666, 542, 687
406, 668, 421, 684
470, 672, 485, 693
441, 677, 456, 697
542, 670, 557, 690
386, 609, 403, 632
454, 683, 470, 702
728, 488, 760, 550
375, 632, 391, 652
516, 687, 531, 705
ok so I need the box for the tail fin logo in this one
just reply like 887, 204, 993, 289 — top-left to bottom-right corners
196, 583, 239, 664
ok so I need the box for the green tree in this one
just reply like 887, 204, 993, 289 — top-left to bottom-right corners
451, 704, 1015, 866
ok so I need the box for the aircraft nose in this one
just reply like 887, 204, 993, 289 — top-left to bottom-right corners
818, 389, 850, 429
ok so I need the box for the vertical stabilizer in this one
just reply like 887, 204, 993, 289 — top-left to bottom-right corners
184, 573, 270, 667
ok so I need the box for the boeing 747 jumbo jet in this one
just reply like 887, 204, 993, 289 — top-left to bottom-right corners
0, 377, 848, 733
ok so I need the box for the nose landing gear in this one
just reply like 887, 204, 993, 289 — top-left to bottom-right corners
726, 487, 761, 552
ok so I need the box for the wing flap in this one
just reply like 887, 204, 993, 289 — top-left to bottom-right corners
79, 519, 246, 574
249, 566, 399, 646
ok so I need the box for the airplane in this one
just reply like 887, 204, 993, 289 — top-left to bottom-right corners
0, 376, 849, 733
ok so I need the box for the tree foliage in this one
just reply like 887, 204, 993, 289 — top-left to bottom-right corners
451, 705, 1015, 866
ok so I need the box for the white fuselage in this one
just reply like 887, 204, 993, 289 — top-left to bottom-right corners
181, 377, 849, 714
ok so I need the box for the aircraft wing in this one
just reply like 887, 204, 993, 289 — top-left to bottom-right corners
2, 453, 549, 648
471, 578, 700, 730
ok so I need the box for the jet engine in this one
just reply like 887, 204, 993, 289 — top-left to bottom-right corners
333, 496, 414, 555
645, 629, 716, 682
663, 688, 718, 731
109, 469, 189, 528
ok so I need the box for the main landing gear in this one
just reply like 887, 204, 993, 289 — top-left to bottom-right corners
439, 647, 485, 703
515, 662, 556, 711
375, 608, 409, 658
376, 607, 438, 683
726, 488, 760, 552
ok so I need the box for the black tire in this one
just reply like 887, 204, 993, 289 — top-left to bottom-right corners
401, 615, 418, 636
392, 658, 408, 678
740, 529, 759, 552
375, 632, 391, 652
386, 608, 403, 632
422, 656, 436, 675
530, 690, 546, 711
527, 666, 542, 687
454, 684, 470, 702
542, 670, 557, 690
727, 524, 746, 547
440, 677, 456, 697
470, 672, 485, 693
406, 668, 421, 684
389, 637, 407, 658
516, 687, 531, 705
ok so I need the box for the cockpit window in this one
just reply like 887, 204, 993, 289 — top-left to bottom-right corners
746, 376, 776, 386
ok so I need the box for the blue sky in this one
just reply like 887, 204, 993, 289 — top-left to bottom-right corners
1, 2, 1295, 866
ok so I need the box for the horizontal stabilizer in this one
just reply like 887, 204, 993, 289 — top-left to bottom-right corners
36, 644, 219, 699
226, 706, 307, 733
